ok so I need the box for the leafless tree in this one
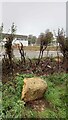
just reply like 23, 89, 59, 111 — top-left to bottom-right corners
18, 43, 25, 64
57, 28, 68, 73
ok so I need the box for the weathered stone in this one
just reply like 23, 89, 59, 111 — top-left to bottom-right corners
21, 77, 47, 102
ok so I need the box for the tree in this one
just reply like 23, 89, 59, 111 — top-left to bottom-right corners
38, 30, 53, 58
28, 35, 37, 45
5, 35, 14, 62
4, 23, 17, 63
57, 28, 68, 73
31, 36, 37, 45
0, 23, 3, 41
11, 22, 17, 34
18, 42, 25, 63
28, 35, 32, 45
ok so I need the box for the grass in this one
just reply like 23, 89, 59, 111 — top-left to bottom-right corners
24, 45, 60, 51
1, 73, 67, 119
13, 45, 60, 51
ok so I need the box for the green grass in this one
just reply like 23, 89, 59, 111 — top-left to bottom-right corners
1, 73, 67, 119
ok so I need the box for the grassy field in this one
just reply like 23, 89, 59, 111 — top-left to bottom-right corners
0, 45, 60, 52
16, 45, 60, 51
1, 73, 67, 119
23, 45, 60, 51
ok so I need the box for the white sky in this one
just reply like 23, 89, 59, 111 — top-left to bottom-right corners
0, 0, 67, 2
0, 0, 67, 37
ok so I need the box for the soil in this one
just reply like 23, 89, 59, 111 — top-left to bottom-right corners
26, 98, 51, 112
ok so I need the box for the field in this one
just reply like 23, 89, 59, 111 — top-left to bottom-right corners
1, 73, 67, 119
14, 45, 60, 51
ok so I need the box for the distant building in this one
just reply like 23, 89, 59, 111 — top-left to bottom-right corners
12, 38, 28, 46
0, 33, 27, 40
0, 33, 28, 46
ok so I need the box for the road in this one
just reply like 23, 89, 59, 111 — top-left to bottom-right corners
0, 48, 63, 60
13, 50, 63, 59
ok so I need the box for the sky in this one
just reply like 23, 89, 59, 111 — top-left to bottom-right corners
0, 1, 67, 37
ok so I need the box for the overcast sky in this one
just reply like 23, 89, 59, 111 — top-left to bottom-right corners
1, 1, 66, 37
